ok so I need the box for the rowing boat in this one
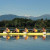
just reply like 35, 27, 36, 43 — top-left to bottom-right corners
0, 33, 50, 36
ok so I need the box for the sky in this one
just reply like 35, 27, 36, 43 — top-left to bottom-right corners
0, 0, 50, 17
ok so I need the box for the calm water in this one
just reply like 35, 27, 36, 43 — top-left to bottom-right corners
0, 37, 50, 50
0, 28, 50, 50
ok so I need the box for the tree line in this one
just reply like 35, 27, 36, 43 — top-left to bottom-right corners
0, 18, 50, 28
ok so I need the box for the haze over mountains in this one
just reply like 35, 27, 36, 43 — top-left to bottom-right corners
0, 14, 50, 21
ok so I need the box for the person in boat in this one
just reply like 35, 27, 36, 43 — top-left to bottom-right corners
3, 28, 10, 40
32, 28, 38, 40
32, 28, 38, 32
42, 28, 46, 32
23, 28, 28, 33
23, 28, 29, 40
4, 28, 10, 33
13, 28, 20, 40
14, 28, 20, 33
42, 28, 46, 40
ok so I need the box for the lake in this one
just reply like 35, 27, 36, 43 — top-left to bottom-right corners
0, 28, 50, 50
0, 37, 50, 50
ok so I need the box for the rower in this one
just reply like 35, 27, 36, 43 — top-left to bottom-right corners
33, 28, 38, 32
6, 28, 10, 33
42, 28, 46, 32
14, 28, 19, 33
23, 28, 28, 33
23, 28, 28, 40
14, 28, 20, 40
42, 28, 46, 40
32, 28, 38, 40
5, 28, 10, 40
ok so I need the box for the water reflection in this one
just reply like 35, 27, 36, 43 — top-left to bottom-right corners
0, 36, 50, 41
0, 37, 50, 50
0, 28, 50, 50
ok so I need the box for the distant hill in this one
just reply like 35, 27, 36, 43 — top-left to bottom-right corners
0, 14, 50, 21
0, 14, 26, 21
28, 14, 50, 20
36, 14, 50, 20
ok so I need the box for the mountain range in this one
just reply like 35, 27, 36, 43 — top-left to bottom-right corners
0, 14, 50, 21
